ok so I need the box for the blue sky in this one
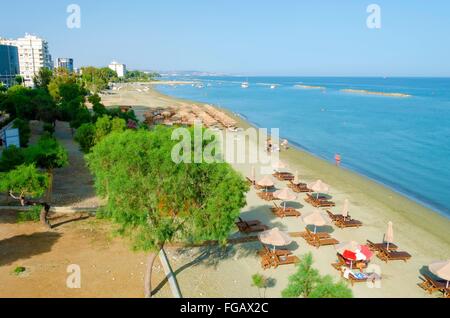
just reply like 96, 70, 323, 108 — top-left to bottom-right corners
1, 0, 449, 76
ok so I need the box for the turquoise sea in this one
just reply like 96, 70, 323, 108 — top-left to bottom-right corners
156, 77, 450, 217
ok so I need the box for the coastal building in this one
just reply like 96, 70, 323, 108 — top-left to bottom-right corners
0, 34, 53, 87
108, 60, 127, 78
56, 58, 74, 72
0, 44, 20, 87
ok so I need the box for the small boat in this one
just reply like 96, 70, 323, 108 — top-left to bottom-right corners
241, 81, 249, 89
270, 85, 276, 89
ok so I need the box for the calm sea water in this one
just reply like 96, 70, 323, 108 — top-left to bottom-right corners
156, 77, 450, 217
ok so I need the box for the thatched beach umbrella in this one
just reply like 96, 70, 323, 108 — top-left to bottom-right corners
302, 210, 331, 234
274, 188, 297, 210
258, 228, 292, 252
251, 167, 256, 184
257, 176, 275, 192
429, 260, 450, 289
293, 171, 300, 185
384, 221, 394, 251
308, 180, 330, 199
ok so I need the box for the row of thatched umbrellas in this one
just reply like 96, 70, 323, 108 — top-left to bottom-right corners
254, 161, 450, 288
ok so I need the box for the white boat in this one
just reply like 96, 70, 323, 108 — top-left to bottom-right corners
241, 81, 249, 89
270, 85, 276, 89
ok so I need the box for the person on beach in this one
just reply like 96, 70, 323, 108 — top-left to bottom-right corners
281, 139, 289, 150
335, 154, 342, 167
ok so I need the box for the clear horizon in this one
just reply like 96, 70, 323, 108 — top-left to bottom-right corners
1, 0, 450, 77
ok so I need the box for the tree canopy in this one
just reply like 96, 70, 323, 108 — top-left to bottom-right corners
0, 164, 49, 202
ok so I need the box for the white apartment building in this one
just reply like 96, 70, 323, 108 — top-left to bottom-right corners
0, 34, 53, 87
108, 60, 127, 78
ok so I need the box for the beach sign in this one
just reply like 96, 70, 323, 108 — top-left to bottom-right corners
3, 128, 20, 148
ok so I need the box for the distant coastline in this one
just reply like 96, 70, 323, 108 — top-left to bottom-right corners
341, 89, 412, 98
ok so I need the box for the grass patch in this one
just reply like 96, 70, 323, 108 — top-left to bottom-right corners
13, 266, 26, 276
17, 205, 42, 223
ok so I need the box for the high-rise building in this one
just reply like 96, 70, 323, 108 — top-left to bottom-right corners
0, 34, 53, 87
56, 58, 74, 72
0, 44, 20, 87
108, 60, 127, 78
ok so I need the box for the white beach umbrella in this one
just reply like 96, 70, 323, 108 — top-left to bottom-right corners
384, 221, 394, 251
274, 188, 297, 210
429, 260, 450, 289
307, 180, 330, 199
302, 210, 331, 234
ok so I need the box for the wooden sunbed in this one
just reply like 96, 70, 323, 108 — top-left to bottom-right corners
418, 274, 448, 294
246, 177, 255, 186
236, 218, 269, 234
259, 246, 298, 269
366, 240, 399, 252
273, 254, 300, 268
305, 193, 336, 208
288, 182, 312, 193
271, 202, 301, 218
273, 172, 295, 182
338, 269, 376, 287
326, 210, 362, 228
300, 228, 339, 248
257, 192, 275, 201
377, 247, 412, 263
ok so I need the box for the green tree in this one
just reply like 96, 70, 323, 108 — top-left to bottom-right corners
86, 127, 248, 298
282, 253, 321, 298
26, 135, 69, 201
252, 274, 270, 298
0, 164, 49, 206
282, 253, 353, 298
15, 75, 24, 86
0, 145, 26, 172
74, 123, 96, 153
308, 275, 353, 298
94, 115, 126, 143
33, 67, 53, 89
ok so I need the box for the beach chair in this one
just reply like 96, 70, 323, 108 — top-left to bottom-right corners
246, 177, 255, 186
258, 192, 275, 201
288, 182, 312, 193
271, 202, 301, 218
308, 236, 340, 249
418, 274, 448, 294
335, 218, 363, 229
339, 268, 377, 287
377, 247, 412, 263
236, 218, 269, 234
305, 193, 336, 208
259, 245, 292, 258
332, 254, 367, 271
273, 172, 295, 182
273, 254, 300, 268
300, 228, 331, 240
366, 240, 399, 252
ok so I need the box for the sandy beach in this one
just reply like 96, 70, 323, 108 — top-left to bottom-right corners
1, 83, 449, 298
101, 83, 450, 298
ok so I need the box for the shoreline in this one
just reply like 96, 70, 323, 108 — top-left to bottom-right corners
100, 83, 450, 298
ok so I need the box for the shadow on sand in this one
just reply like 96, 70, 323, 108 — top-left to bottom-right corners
0, 232, 62, 267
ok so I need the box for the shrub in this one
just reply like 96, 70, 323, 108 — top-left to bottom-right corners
74, 123, 96, 153
0, 145, 26, 172
17, 205, 42, 223
43, 122, 55, 135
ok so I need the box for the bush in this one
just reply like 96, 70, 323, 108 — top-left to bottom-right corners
74, 123, 96, 153
0, 145, 26, 172
12, 119, 31, 147
43, 122, 55, 135
17, 205, 42, 223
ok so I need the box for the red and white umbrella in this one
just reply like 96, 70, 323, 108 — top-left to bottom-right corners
336, 241, 373, 267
